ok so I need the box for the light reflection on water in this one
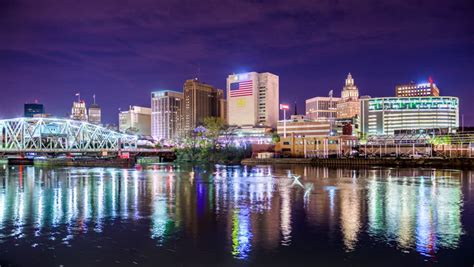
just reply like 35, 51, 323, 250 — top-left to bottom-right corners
0, 164, 470, 265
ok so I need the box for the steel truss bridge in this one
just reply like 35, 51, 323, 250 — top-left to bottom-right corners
0, 118, 138, 153
361, 132, 474, 158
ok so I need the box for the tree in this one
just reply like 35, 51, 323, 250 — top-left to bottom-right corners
202, 117, 226, 149
271, 132, 280, 144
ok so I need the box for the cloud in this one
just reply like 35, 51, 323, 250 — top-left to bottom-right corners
0, 0, 472, 122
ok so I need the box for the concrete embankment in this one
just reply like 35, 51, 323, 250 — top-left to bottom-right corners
241, 157, 474, 168
34, 158, 136, 168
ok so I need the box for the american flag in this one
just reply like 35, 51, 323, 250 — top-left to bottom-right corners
229, 80, 253, 97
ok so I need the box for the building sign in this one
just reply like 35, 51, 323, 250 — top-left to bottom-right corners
280, 104, 290, 110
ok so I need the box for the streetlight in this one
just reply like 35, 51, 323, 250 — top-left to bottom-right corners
280, 104, 290, 138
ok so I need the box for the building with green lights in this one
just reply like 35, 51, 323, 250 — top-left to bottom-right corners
360, 96, 459, 136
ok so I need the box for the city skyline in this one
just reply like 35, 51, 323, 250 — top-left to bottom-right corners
0, 0, 472, 125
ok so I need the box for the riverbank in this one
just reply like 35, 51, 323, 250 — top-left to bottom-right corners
33, 158, 135, 168
241, 157, 474, 168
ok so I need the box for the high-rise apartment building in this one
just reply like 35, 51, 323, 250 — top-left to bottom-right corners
119, 106, 152, 136
305, 97, 340, 120
227, 72, 279, 128
151, 90, 184, 141
396, 80, 440, 97
71, 101, 88, 121
24, 103, 44, 117
337, 73, 360, 119
183, 78, 224, 134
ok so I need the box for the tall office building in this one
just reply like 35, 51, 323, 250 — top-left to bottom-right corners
183, 78, 224, 134
119, 106, 152, 136
219, 99, 227, 124
24, 103, 44, 117
88, 104, 101, 125
88, 95, 101, 125
151, 90, 184, 141
305, 96, 340, 120
227, 72, 279, 128
337, 73, 360, 119
71, 101, 88, 121
396, 79, 440, 97
360, 96, 459, 136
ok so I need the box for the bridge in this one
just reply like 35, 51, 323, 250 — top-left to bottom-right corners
0, 117, 140, 153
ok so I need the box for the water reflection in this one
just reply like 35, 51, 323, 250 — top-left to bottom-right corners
0, 164, 468, 263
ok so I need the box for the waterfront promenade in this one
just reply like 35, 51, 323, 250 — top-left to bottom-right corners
242, 157, 474, 168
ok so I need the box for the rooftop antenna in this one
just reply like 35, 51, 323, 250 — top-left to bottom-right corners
294, 101, 298, 116
93, 94, 96, 105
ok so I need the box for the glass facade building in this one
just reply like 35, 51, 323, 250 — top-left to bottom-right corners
151, 90, 184, 141
183, 79, 224, 135
360, 96, 459, 136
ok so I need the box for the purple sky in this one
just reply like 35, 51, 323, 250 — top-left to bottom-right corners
1, 0, 473, 124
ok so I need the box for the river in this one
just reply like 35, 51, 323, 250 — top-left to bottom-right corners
0, 164, 472, 266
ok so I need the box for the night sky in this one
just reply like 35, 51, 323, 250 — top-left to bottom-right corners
1, 0, 473, 124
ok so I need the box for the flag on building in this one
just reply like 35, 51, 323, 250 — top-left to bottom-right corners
229, 80, 253, 97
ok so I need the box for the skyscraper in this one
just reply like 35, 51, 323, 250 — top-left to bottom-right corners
88, 104, 101, 125
151, 90, 184, 141
71, 101, 88, 121
119, 106, 152, 136
88, 95, 101, 125
337, 73, 360, 119
183, 78, 224, 134
24, 102, 44, 117
227, 72, 279, 128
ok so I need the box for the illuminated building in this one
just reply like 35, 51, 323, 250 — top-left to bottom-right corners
183, 78, 224, 135
276, 135, 358, 157
71, 101, 88, 121
396, 80, 439, 97
151, 90, 184, 141
305, 96, 340, 120
88, 95, 101, 125
337, 73, 360, 119
227, 72, 279, 128
24, 103, 44, 118
88, 104, 101, 125
360, 96, 459, 136
276, 115, 331, 138
119, 105, 152, 136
